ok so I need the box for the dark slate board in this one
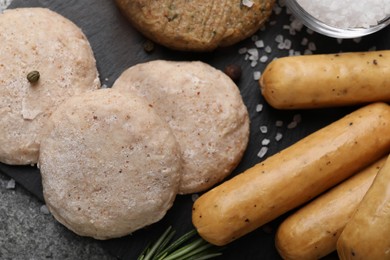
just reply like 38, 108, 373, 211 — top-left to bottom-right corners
1, 1, 389, 259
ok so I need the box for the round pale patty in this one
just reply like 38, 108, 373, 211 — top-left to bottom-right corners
113, 61, 250, 194
115, 0, 275, 51
39, 89, 182, 240
0, 8, 100, 165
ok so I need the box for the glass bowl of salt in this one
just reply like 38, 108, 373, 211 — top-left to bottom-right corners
285, 0, 390, 38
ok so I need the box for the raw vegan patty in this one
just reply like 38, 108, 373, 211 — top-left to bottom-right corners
113, 60, 250, 194
0, 8, 100, 165
39, 89, 182, 239
115, 0, 275, 51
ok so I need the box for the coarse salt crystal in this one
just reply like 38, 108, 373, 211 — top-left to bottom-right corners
242, 0, 254, 8
264, 46, 272, 53
275, 132, 283, 141
290, 19, 304, 31
275, 120, 283, 127
6, 179, 15, 189
273, 5, 283, 15
238, 47, 248, 55
253, 71, 261, 80
251, 60, 258, 67
259, 55, 269, 63
275, 34, 284, 43
293, 114, 302, 123
40, 205, 50, 215
308, 42, 317, 51
191, 194, 199, 202
277, 42, 286, 50
255, 40, 265, 48
287, 121, 298, 129
284, 39, 292, 49
257, 147, 268, 158
256, 104, 263, 112
301, 37, 309, 46
248, 48, 259, 60
262, 138, 271, 146
260, 125, 268, 134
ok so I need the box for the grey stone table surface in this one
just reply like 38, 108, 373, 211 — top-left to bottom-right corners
0, 2, 115, 260
0, 174, 117, 260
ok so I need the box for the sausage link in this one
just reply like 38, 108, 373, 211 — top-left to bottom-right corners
259, 50, 390, 109
275, 157, 386, 260
192, 103, 390, 246
337, 154, 390, 260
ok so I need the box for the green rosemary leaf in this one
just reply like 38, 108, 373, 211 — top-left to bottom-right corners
153, 229, 176, 259
174, 243, 214, 259
137, 242, 151, 260
137, 227, 223, 260
162, 238, 206, 260
143, 226, 173, 260
154, 229, 198, 259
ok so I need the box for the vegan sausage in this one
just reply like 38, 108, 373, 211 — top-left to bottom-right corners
259, 50, 390, 109
192, 103, 390, 246
275, 157, 386, 260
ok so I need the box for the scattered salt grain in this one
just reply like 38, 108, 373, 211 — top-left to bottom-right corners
256, 104, 263, 112
238, 47, 248, 55
248, 48, 259, 60
275, 132, 283, 142
275, 34, 284, 43
287, 121, 298, 129
191, 194, 199, 202
283, 39, 292, 49
262, 138, 271, 146
308, 42, 317, 51
301, 37, 309, 46
251, 60, 258, 67
255, 40, 265, 48
259, 55, 269, 63
290, 19, 304, 32
251, 35, 259, 41
353, 37, 362, 44
242, 0, 254, 8
257, 147, 268, 158
40, 205, 50, 215
275, 120, 283, 127
293, 114, 302, 124
253, 71, 261, 80
264, 46, 272, 53
260, 125, 268, 134
6, 179, 15, 190
273, 5, 283, 15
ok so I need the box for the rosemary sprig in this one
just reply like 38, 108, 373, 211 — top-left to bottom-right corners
137, 227, 223, 260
